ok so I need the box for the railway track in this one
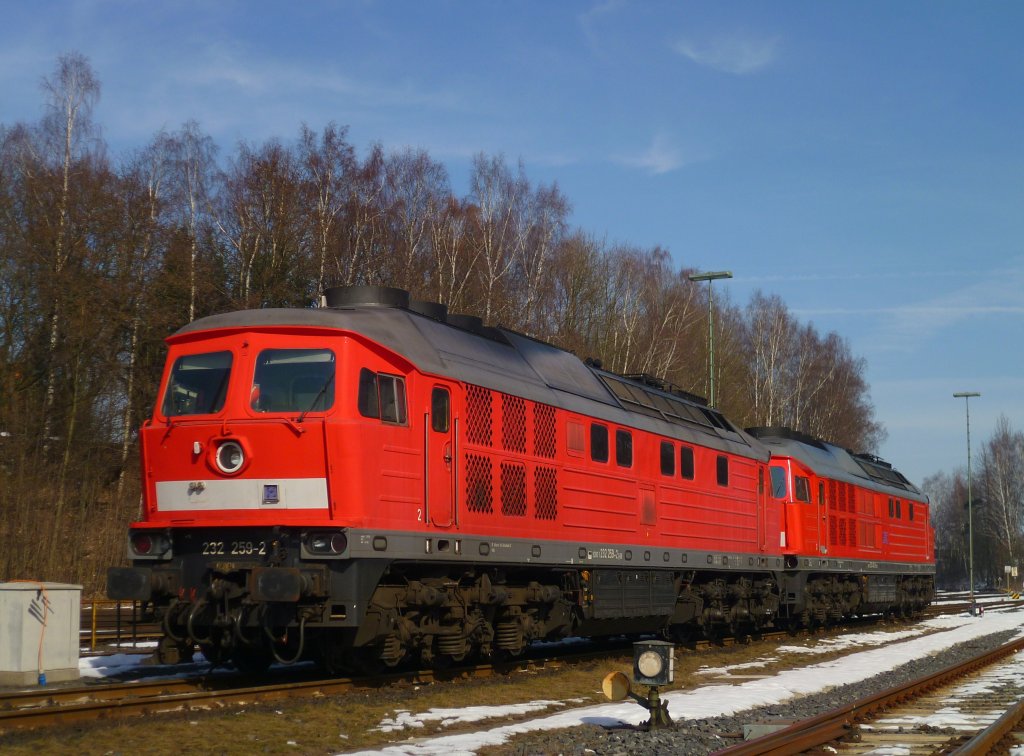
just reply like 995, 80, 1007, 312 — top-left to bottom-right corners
0, 616, 895, 735
716, 635, 1024, 755
0, 647, 596, 734
5, 598, 1008, 741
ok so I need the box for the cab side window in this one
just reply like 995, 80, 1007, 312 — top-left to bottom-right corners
794, 476, 811, 503
379, 375, 407, 424
358, 368, 407, 425
358, 368, 380, 418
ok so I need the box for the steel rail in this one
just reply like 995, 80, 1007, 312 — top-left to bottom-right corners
714, 635, 1024, 756
0, 652, 573, 733
0, 678, 206, 710
953, 696, 1024, 755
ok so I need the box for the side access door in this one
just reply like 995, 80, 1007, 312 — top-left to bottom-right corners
425, 384, 455, 527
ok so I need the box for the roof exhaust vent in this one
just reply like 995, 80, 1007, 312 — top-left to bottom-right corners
448, 313, 484, 334
409, 300, 448, 323
325, 285, 410, 309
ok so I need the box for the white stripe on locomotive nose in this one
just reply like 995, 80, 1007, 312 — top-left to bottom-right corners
155, 478, 329, 511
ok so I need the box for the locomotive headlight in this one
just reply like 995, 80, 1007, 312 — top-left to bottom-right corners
307, 532, 348, 555
215, 440, 245, 474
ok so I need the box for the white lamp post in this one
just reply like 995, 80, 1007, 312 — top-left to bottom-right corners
953, 391, 980, 610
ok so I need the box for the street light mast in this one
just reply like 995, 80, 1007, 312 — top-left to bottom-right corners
688, 271, 732, 407
953, 391, 981, 610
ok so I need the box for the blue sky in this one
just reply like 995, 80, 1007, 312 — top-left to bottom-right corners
2, 1, 1022, 487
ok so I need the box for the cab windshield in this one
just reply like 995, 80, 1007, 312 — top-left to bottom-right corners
251, 348, 335, 413
162, 351, 233, 416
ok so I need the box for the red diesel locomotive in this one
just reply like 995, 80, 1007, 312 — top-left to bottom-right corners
107, 286, 934, 672
748, 427, 933, 624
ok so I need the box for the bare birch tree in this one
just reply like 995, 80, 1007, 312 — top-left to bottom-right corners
298, 123, 354, 302
37, 52, 101, 450
469, 153, 527, 324
169, 120, 217, 322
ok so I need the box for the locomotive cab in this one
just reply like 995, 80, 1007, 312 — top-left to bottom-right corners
108, 326, 361, 668
769, 458, 829, 558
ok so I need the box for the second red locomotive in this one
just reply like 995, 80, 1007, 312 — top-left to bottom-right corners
108, 286, 934, 672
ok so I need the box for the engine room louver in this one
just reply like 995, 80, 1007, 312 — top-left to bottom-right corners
467, 385, 493, 447
463, 384, 559, 521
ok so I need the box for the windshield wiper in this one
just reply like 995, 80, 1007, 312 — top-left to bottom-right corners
297, 374, 334, 424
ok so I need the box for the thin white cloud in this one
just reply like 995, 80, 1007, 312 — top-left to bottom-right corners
614, 133, 692, 175
789, 259, 1024, 352
172, 48, 463, 112
746, 268, 992, 285
674, 32, 781, 75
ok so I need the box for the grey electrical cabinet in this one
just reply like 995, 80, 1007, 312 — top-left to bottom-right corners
0, 582, 82, 686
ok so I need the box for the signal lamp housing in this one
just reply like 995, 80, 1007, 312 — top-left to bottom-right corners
130, 531, 170, 558
633, 639, 675, 687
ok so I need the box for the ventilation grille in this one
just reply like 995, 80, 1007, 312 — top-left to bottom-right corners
535, 467, 558, 520
533, 403, 557, 458
466, 454, 493, 513
502, 394, 526, 453
500, 462, 527, 516
467, 385, 493, 446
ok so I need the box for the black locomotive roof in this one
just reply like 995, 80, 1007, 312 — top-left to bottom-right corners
747, 427, 926, 502
176, 301, 768, 462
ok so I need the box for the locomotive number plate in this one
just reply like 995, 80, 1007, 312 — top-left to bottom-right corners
201, 540, 267, 556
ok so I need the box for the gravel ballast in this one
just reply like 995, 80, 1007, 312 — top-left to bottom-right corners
488, 628, 1020, 756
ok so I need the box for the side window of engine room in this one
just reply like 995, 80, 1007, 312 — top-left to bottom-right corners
680, 446, 695, 480
794, 475, 811, 503
162, 351, 233, 416
358, 368, 408, 425
250, 348, 335, 413
590, 423, 609, 463
615, 429, 633, 468
716, 455, 729, 487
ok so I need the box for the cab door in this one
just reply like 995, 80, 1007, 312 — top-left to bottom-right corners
795, 473, 824, 555
816, 481, 828, 555
426, 385, 454, 527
